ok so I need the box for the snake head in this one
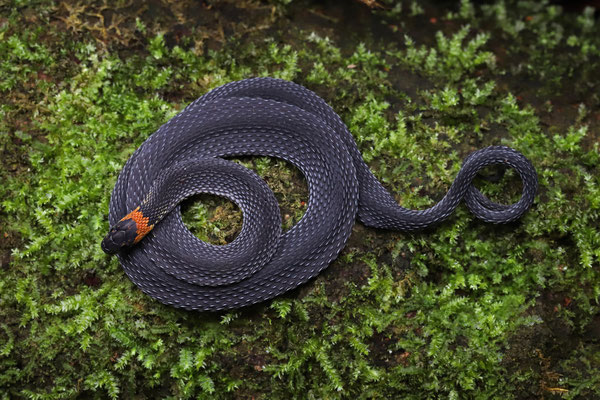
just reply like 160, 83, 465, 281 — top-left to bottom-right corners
101, 218, 139, 255
102, 207, 155, 255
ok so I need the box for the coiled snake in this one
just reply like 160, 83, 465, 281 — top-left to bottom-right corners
102, 77, 537, 311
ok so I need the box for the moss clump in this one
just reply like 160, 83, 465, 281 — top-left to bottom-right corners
1, 0, 599, 398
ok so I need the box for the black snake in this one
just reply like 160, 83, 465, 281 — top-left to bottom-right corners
102, 77, 538, 311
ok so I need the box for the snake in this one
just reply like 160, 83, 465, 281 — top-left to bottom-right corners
101, 77, 538, 312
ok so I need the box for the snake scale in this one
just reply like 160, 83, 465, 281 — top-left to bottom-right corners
102, 77, 538, 311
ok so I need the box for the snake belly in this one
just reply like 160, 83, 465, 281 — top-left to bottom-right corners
107, 77, 538, 311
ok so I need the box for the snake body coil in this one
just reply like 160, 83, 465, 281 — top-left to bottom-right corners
103, 77, 537, 311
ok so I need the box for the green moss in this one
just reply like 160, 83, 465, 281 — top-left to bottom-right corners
1, 0, 599, 399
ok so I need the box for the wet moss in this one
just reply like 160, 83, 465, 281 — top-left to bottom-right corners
1, 0, 599, 398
